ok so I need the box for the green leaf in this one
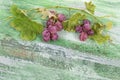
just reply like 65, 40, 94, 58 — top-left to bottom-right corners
91, 23, 110, 44
106, 21, 112, 30
85, 1, 96, 14
63, 12, 86, 32
92, 23, 104, 34
62, 20, 69, 30
10, 5, 43, 40
90, 34, 110, 44
10, 5, 26, 17
20, 31, 37, 41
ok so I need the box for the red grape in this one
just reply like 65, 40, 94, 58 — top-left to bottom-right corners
55, 21, 63, 31
48, 25, 57, 33
43, 11, 66, 42
75, 25, 83, 33
83, 19, 90, 24
83, 23, 91, 32
51, 33, 58, 40
87, 30, 94, 35
46, 18, 54, 27
42, 29, 50, 37
42, 29, 50, 42
80, 32, 88, 41
76, 19, 94, 41
57, 13, 66, 22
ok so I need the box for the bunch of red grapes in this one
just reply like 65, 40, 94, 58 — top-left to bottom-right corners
42, 12, 66, 42
75, 19, 94, 41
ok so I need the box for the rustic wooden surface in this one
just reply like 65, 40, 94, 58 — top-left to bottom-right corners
0, 0, 120, 80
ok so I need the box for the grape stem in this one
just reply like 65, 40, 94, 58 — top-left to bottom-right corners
97, 15, 112, 18
47, 6, 103, 24
4, 16, 13, 21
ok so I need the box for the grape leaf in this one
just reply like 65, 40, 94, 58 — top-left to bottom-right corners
36, 8, 56, 19
20, 31, 37, 41
10, 5, 43, 40
92, 23, 104, 34
62, 20, 69, 30
91, 23, 110, 44
90, 34, 110, 44
106, 21, 112, 30
63, 12, 86, 32
85, 1, 96, 14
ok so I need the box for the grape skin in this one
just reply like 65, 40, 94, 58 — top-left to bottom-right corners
43, 12, 66, 42
75, 19, 94, 41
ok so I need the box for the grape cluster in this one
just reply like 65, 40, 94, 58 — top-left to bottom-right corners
75, 19, 94, 41
42, 12, 66, 42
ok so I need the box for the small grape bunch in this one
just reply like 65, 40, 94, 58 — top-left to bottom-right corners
75, 19, 94, 41
42, 12, 66, 42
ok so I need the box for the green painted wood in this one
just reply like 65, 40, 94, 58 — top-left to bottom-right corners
0, 0, 120, 80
